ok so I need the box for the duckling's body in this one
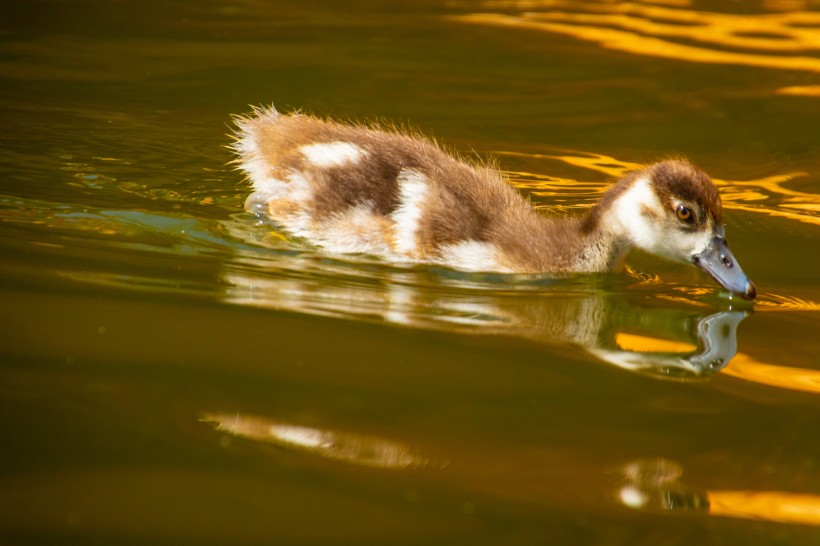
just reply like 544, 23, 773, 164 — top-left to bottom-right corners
233, 107, 756, 299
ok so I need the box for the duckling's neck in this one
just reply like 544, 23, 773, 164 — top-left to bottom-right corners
508, 179, 636, 274
577, 220, 633, 272
576, 178, 637, 271
493, 204, 631, 274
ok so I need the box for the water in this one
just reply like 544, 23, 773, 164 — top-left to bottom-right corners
1, 1, 820, 544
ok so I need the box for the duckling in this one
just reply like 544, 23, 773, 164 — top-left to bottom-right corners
233, 107, 756, 299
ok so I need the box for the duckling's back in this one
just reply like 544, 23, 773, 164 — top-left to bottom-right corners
233, 107, 565, 272
232, 109, 758, 296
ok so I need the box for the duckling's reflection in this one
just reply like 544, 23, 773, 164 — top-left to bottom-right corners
619, 458, 820, 526
591, 310, 746, 378
619, 459, 710, 513
200, 412, 428, 469
222, 243, 749, 380
199, 413, 820, 527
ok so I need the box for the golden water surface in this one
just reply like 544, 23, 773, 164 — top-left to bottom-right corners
1, 1, 819, 544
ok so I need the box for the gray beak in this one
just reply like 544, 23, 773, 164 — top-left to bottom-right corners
693, 235, 756, 300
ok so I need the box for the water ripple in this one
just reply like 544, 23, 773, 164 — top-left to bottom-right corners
496, 148, 820, 226
451, 1, 820, 74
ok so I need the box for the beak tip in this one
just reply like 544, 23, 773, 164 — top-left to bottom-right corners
743, 280, 757, 300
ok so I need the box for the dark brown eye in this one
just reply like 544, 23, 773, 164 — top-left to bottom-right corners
676, 205, 694, 223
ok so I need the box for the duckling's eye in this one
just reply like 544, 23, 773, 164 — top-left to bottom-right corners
676, 205, 694, 224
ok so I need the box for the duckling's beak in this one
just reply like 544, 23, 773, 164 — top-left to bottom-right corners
693, 235, 757, 300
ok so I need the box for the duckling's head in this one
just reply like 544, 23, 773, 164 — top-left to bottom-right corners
598, 160, 756, 300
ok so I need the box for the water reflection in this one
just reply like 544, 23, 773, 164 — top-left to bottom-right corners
721, 353, 820, 394
199, 402, 820, 528
619, 458, 709, 513
221, 215, 820, 394
452, 1, 820, 74
620, 458, 820, 526
200, 413, 428, 469
223, 241, 748, 380
591, 310, 745, 378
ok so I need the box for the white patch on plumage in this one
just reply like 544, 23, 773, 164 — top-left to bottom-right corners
300, 141, 367, 168
438, 241, 502, 272
283, 209, 316, 241
234, 124, 274, 195
244, 171, 314, 231
246, 170, 312, 205
612, 176, 665, 254
283, 171, 313, 201
317, 204, 392, 255
390, 169, 429, 256
242, 171, 317, 246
